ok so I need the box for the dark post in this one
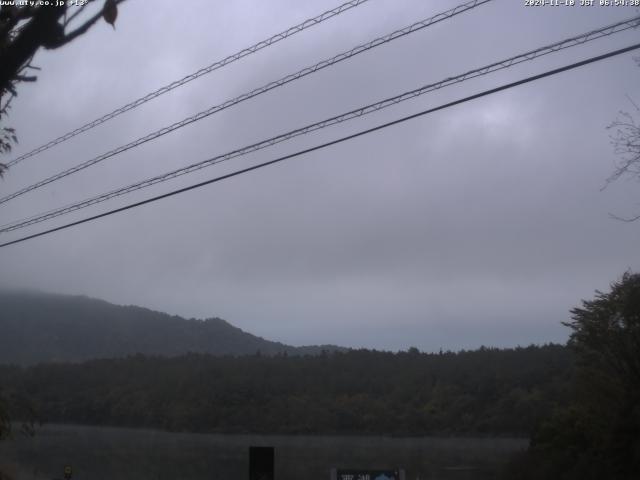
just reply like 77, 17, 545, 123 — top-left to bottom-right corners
249, 446, 274, 480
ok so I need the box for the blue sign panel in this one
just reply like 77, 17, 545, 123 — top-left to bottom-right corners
336, 470, 399, 480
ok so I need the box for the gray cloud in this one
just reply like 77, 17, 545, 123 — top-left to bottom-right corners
1, 0, 638, 351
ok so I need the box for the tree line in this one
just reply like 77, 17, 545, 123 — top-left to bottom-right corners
0, 344, 571, 437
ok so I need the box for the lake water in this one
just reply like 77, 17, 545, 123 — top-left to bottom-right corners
0, 424, 527, 480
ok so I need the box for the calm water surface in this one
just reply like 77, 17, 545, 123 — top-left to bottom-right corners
0, 424, 527, 480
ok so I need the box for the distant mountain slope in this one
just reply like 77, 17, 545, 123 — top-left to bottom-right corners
0, 291, 343, 364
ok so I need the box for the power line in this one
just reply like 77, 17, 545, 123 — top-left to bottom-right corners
2, 41, 638, 249
2, 14, 638, 234
5, 0, 374, 169
0, 0, 492, 207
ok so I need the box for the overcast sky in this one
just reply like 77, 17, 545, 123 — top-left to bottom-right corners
0, 0, 638, 351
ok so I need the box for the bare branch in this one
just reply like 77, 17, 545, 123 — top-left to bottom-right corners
56, 0, 127, 47
0, 93, 15, 115
54, 7, 104, 47
14, 75, 36, 82
625, 93, 640, 113
606, 104, 640, 186
64, 2, 91, 27
608, 212, 640, 222
606, 86, 640, 220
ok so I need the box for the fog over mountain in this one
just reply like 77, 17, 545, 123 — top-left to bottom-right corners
0, 291, 343, 365
0, 0, 638, 351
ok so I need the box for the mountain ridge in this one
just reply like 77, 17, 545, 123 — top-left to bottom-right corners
0, 290, 345, 364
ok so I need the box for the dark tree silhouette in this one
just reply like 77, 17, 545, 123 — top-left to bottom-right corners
0, 0, 125, 176
509, 272, 640, 480
564, 272, 640, 477
0, 3, 126, 469
565, 272, 640, 396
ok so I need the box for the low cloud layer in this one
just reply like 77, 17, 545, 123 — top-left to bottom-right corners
1, 0, 638, 351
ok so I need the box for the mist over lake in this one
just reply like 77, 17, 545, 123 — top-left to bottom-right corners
0, 424, 527, 480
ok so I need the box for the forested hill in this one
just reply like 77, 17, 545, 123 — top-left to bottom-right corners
0, 345, 572, 436
0, 291, 343, 364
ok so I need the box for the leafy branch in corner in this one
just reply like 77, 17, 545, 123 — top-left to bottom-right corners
0, 0, 125, 178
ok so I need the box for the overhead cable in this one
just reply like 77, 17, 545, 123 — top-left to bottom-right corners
1, 14, 638, 234
5, 0, 375, 168
1, 41, 639, 249
0, 0, 492, 206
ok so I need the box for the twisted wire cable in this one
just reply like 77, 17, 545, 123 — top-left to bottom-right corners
6, 0, 374, 168
2, 41, 639, 249
0, 0, 492, 206
1, 13, 638, 233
